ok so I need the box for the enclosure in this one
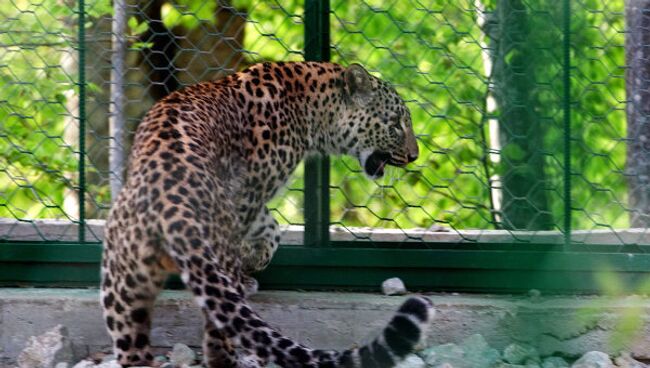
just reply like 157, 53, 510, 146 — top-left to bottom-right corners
2, 0, 650, 364
2, 0, 649, 292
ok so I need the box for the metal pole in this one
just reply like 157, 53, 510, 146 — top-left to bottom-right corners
563, 0, 572, 246
77, 0, 87, 243
303, 0, 330, 247
109, 0, 127, 202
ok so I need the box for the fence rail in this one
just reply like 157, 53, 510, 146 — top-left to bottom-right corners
1, 0, 649, 292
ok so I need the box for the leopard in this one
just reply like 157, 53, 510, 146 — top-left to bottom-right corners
101, 61, 433, 368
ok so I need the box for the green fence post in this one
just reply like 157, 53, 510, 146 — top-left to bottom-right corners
303, 0, 330, 247
77, 0, 87, 244
563, 0, 571, 247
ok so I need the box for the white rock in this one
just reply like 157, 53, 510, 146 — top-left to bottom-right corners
503, 344, 539, 365
100, 354, 116, 363
395, 354, 426, 368
420, 343, 467, 368
170, 343, 196, 367
528, 289, 541, 298
17, 325, 74, 368
382, 277, 407, 295
461, 334, 501, 367
55, 363, 69, 368
72, 361, 95, 368
571, 351, 614, 368
437, 364, 455, 368
460, 334, 490, 350
615, 352, 647, 368
542, 357, 569, 368
527, 289, 542, 302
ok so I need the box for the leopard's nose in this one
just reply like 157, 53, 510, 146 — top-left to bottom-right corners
407, 152, 418, 163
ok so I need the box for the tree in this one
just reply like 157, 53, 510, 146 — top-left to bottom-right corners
626, 0, 650, 227
485, 0, 554, 230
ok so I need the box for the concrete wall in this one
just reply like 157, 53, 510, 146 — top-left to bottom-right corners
2, 289, 650, 365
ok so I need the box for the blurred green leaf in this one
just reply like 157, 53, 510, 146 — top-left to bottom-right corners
128, 16, 149, 35
502, 143, 526, 162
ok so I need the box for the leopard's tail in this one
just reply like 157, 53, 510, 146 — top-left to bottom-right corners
218, 287, 432, 368
228, 295, 434, 368
168, 236, 433, 368
304, 296, 435, 368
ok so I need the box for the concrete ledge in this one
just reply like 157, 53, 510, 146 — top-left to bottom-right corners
1, 288, 650, 365
3, 218, 650, 245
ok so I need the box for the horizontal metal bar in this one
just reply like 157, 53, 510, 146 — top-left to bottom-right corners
0, 263, 99, 286
270, 248, 650, 273
2, 242, 650, 271
0, 242, 101, 263
2, 242, 650, 293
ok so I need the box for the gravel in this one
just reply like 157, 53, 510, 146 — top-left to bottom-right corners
571, 351, 615, 368
169, 343, 196, 367
503, 343, 540, 365
16, 328, 649, 368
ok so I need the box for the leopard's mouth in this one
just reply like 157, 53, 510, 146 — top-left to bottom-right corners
362, 151, 408, 178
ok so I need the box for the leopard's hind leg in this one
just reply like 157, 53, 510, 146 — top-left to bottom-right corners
101, 224, 169, 367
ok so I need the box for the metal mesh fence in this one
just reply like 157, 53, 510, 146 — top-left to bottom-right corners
0, 0, 308, 242
327, 0, 633, 247
1, 0, 86, 240
0, 0, 646, 250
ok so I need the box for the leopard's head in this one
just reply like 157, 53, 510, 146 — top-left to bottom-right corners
337, 64, 419, 179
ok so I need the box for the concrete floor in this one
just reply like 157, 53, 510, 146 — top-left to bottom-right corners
1, 288, 650, 365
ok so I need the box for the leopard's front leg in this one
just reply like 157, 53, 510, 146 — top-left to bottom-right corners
240, 206, 280, 275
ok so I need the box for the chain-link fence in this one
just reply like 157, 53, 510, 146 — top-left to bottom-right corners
1, 0, 649, 290
328, 0, 624, 244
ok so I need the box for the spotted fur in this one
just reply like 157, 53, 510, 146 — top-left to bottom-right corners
101, 61, 431, 368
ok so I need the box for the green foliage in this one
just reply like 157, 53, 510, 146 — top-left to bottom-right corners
128, 16, 149, 35
0, 0, 111, 219
569, 0, 627, 229
160, 0, 216, 29
0, 0, 77, 219
0, 0, 633, 234
578, 268, 650, 351
327, 0, 492, 229
323, 0, 627, 231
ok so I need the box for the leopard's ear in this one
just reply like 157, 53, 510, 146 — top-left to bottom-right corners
344, 64, 374, 106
